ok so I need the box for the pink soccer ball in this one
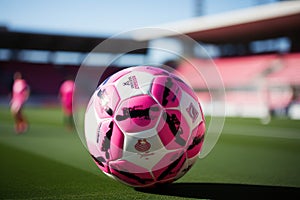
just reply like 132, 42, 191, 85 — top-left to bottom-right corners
84, 66, 205, 188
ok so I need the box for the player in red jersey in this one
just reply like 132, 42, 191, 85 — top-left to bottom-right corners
10, 72, 30, 134
59, 79, 75, 130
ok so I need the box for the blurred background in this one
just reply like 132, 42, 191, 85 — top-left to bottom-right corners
0, 0, 300, 199
0, 0, 299, 120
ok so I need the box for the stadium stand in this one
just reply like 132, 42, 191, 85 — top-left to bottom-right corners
1, 1, 299, 118
0, 61, 78, 95
175, 53, 299, 118
0, 61, 78, 105
131, 1, 300, 118
267, 53, 300, 85
0, 30, 147, 105
176, 54, 278, 88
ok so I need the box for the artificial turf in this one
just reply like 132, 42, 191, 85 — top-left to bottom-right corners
0, 106, 299, 199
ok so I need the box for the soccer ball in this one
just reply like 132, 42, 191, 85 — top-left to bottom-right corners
84, 66, 205, 187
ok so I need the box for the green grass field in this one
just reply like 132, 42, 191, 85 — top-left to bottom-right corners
1, 106, 300, 199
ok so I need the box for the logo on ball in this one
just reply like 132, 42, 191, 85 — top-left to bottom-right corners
122, 75, 139, 89
186, 103, 199, 123
135, 139, 151, 152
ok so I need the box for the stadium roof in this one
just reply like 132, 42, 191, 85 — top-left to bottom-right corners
0, 31, 148, 54
132, 1, 300, 44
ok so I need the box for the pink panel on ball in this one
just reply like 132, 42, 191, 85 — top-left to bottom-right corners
109, 160, 154, 187
157, 109, 190, 150
151, 76, 182, 108
171, 74, 198, 101
94, 85, 120, 118
152, 150, 186, 182
115, 95, 161, 133
87, 136, 111, 173
187, 122, 205, 158
96, 120, 124, 162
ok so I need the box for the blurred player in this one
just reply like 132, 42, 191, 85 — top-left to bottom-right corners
10, 72, 30, 134
59, 78, 75, 130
